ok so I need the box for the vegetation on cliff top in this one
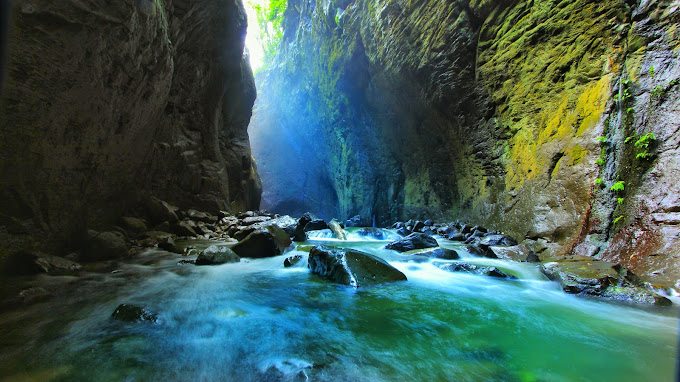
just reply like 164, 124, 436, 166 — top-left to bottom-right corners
248, 0, 287, 70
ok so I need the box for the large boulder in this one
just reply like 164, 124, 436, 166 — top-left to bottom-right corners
308, 245, 407, 287
292, 213, 314, 241
81, 230, 128, 261
385, 233, 438, 252
232, 225, 292, 258
195, 245, 240, 265
540, 256, 671, 305
120, 217, 148, 236
5, 251, 82, 275
260, 215, 298, 237
147, 198, 179, 225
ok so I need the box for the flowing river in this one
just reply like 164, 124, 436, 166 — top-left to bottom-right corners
0, 228, 677, 381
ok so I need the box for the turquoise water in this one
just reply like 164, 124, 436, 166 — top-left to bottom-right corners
0, 230, 677, 381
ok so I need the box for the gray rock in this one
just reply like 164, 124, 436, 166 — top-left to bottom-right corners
173, 221, 197, 237
195, 245, 240, 265
408, 247, 460, 260
385, 233, 438, 252
242, 216, 272, 226
308, 245, 407, 287
120, 217, 148, 236
438, 262, 517, 279
232, 225, 293, 258
147, 198, 179, 225
82, 230, 128, 261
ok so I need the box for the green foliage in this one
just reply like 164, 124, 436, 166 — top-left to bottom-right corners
617, 197, 625, 206
595, 158, 605, 166
626, 107, 634, 114
634, 132, 656, 160
250, 0, 287, 65
613, 215, 624, 225
613, 78, 632, 103
649, 66, 655, 78
610, 181, 625, 192
595, 136, 607, 143
651, 85, 663, 101
595, 178, 604, 185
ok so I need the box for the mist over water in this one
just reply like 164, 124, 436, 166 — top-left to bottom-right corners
0, 231, 677, 381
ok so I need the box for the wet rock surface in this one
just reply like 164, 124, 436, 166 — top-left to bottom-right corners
308, 245, 407, 287
386, 233, 439, 252
438, 263, 517, 280
284, 254, 303, 268
111, 304, 159, 323
232, 225, 292, 258
540, 256, 671, 305
0, 0, 261, 265
195, 246, 240, 266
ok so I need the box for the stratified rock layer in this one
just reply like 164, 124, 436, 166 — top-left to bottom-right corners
250, 0, 680, 286
0, 1, 261, 261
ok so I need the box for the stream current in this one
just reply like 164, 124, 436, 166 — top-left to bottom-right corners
0, 228, 677, 381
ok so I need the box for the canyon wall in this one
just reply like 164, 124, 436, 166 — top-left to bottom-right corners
0, 0, 261, 255
250, 0, 680, 286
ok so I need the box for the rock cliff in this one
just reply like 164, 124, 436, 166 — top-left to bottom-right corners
249, 0, 680, 286
0, 0, 261, 257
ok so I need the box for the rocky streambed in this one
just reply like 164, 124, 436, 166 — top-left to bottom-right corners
0, 208, 678, 381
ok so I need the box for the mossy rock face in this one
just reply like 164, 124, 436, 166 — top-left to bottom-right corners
308, 245, 407, 287
251, 0, 680, 284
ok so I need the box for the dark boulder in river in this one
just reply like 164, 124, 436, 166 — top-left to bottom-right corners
111, 304, 159, 323
437, 262, 517, 279
386, 233, 438, 252
232, 225, 292, 258
284, 254, 303, 267
308, 246, 407, 287
195, 245, 240, 265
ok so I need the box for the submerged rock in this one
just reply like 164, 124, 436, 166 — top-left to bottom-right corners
385, 233, 438, 252
438, 262, 517, 279
232, 225, 292, 258
111, 303, 159, 323
195, 245, 240, 265
284, 254, 303, 267
308, 245, 407, 287
540, 256, 671, 305
356, 227, 385, 240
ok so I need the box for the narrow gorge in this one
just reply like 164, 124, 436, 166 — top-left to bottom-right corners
0, 0, 678, 381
